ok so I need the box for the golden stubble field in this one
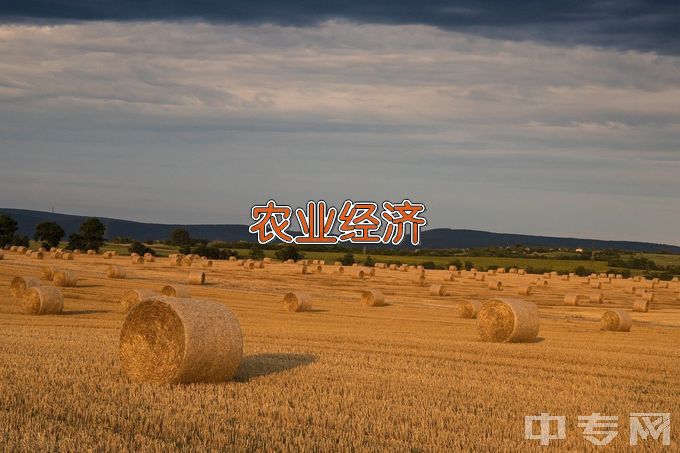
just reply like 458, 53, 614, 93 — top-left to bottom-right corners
1, 251, 679, 451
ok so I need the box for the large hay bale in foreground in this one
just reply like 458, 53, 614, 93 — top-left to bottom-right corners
361, 290, 385, 307
458, 300, 482, 319
53, 270, 78, 287
119, 297, 243, 384
188, 271, 206, 285
10, 276, 42, 297
22, 286, 63, 315
478, 298, 539, 343
282, 292, 312, 312
160, 285, 191, 298
120, 288, 157, 312
429, 284, 447, 296
632, 299, 649, 313
107, 265, 127, 279
600, 310, 632, 332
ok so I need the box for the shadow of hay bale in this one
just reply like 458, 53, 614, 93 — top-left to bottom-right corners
235, 353, 316, 382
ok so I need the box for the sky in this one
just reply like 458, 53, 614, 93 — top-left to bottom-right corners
0, 1, 679, 245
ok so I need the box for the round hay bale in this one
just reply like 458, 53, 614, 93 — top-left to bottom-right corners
299, 264, 308, 274
564, 294, 587, 306
517, 286, 533, 296
641, 292, 654, 302
282, 292, 312, 312
487, 269, 496, 275
160, 285, 191, 298
62, 252, 74, 261
254, 261, 264, 269
458, 300, 482, 319
143, 253, 155, 263
131, 256, 144, 265
337, 266, 345, 275
360, 290, 385, 307
474, 274, 486, 282
31, 251, 44, 260
497, 268, 506, 274
448, 265, 457, 272
73, 249, 82, 255
188, 271, 205, 285
228, 256, 237, 262
632, 299, 649, 313
368, 267, 376, 277
16, 246, 26, 253
10, 276, 42, 297
10, 246, 18, 252
589, 293, 605, 304
120, 288, 157, 312
543, 272, 551, 279
119, 297, 243, 384
388, 264, 398, 270
443, 273, 456, 282
263, 257, 272, 264
41, 265, 60, 281
131, 252, 140, 258
415, 275, 426, 286
334, 261, 342, 266
509, 268, 517, 274
561, 275, 570, 281
315, 265, 323, 273
518, 269, 526, 275
534, 279, 548, 287
53, 270, 78, 287
477, 298, 539, 343
429, 284, 447, 296
107, 265, 127, 279
600, 310, 632, 332
103, 251, 114, 259
22, 286, 63, 315
87, 249, 96, 255
488, 280, 503, 291
201, 260, 213, 268
354, 269, 366, 280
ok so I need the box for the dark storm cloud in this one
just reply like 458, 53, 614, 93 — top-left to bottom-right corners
1, 1, 679, 54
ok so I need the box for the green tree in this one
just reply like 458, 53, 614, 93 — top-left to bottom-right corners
68, 217, 106, 251
0, 214, 18, 247
170, 228, 192, 246
249, 245, 265, 260
274, 244, 303, 262
341, 252, 355, 266
34, 221, 65, 248
129, 241, 154, 256
363, 255, 375, 267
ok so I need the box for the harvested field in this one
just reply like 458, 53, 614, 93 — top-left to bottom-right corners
0, 250, 679, 450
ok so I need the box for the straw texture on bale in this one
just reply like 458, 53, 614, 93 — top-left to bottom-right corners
517, 286, 533, 296
188, 271, 206, 285
534, 279, 548, 287
160, 285, 191, 298
103, 251, 114, 259
201, 260, 213, 268
143, 253, 155, 263
107, 265, 127, 279
10, 246, 18, 252
564, 294, 588, 306
389, 264, 397, 270
22, 286, 63, 315
443, 273, 456, 281
10, 276, 42, 297
62, 252, 74, 261
131, 256, 144, 265
488, 280, 503, 291
600, 310, 632, 332
429, 284, 447, 296
119, 297, 243, 384
41, 265, 61, 281
30, 251, 44, 260
360, 290, 385, 307
477, 298, 539, 343
120, 288, 157, 312
458, 300, 482, 319
589, 293, 605, 304
474, 274, 486, 282
282, 292, 312, 312
368, 268, 376, 277
53, 270, 78, 287
641, 292, 655, 302
87, 249, 96, 255
337, 266, 345, 274
415, 275, 426, 286
17, 246, 26, 253
354, 269, 365, 280
518, 269, 526, 275
632, 299, 649, 313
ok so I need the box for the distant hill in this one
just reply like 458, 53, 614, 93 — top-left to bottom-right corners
1, 207, 678, 253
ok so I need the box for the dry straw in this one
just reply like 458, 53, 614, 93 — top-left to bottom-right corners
517, 286, 533, 296
443, 273, 456, 282
119, 296, 243, 384
641, 292, 655, 302
478, 298, 539, 343
107, 265, 127, 279
22, 286, 63, 315
337, 266, 345, 275
360, 290, 385, 307
354, 269, 366, 280
632, 299, 649, 313
201, 260, 213, 268
10, 276, 42, 297
131, 256, 145, 265
41, 265, 60, 280
488, 280, 503, 291
564, 294, 588, 306
87, 249, 96, 255
144, 253, 155, 263
62, 252, 74, 261
600, 309, 632, 332
429, 284, 447, 296
458, 300, 482, 319
120, 288, 157, 312
300, 264, 308, 274
160, 285, 191, 298
282, 292, 312, 312
31, 251, 44, 260
53, 270, 78, 287
103, 251, 114, 259
589, 293, 605, 304
188, 271, 206, 285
